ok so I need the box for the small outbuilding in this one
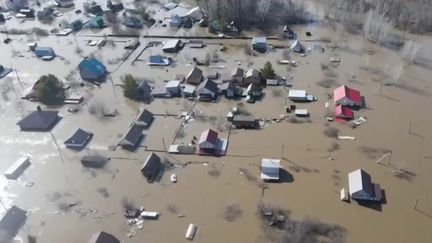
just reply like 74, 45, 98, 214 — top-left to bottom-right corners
166, 80, 181, 96
88, 231, 120, 243
0, 65, 13, 79
35, 47, 55, 59
64, 128, 93, 150
123, 16, 142, 28
182, 84, 196, 97
78, 58, 107, 82
198, 129, 227, 155
169, 15, 182, 28
119, 124, 144, 151
141, 153, 162, 182
80, 155, 108, 168
290, 40, 306, 53
348, 169, 382, 202
232, 115, 259, 129
134, 109, 154, 128
90, 16, 104, 28
56, 0, 74, 8
162, 39, 182, 53
0, 205, 27, 240
186, 66, 203, 85
288, 89, 316, 102
4, 157, 31, 180
231, 67, 244, 83
17, 108, 61, 131
260, 158, 280, 181
334, 85, 362, 107
252, 37, 267, 53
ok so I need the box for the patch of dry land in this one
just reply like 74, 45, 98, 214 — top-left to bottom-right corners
0, 0, 431, 243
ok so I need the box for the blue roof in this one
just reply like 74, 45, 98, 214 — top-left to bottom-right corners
78, 58, 107, 81
149, 55, 164, 64
90, 16, 104, 28
124, 16, 142, 28
35, 47, 55, 57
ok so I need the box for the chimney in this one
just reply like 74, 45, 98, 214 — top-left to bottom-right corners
36, 106, 42, 112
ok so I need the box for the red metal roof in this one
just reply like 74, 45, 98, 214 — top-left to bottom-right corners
199, 129, 219, 145
334, 85, 361, 104
335, 104, 354, 119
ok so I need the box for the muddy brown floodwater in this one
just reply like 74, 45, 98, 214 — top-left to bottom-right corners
0, 1, 432, 243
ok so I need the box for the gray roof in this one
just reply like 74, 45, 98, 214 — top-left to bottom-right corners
348, 169, 373, 195
88, 231, 120, 243
141, 153, 162, 173
138, 80, 152, 93
199, 79, 218, 94
0, 205, 27, 239
233, 115, 256, 122
231, 67, 244, 77
186, 66, 203, 84
163, 39, 181, 50
252, 37, 267, 44
119, 124, 143, 148
135, 109, 154, 127
17, 110, 61, 131
261, 158, 280, 180
64, 128, 93, 149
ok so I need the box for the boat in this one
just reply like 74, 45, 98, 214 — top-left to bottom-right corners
170, 173, 177, 183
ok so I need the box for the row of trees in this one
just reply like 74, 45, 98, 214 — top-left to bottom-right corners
323, 0, 432, 33
196, 0, 310, 27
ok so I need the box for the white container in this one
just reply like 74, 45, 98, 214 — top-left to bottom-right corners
185, 223, 197, 240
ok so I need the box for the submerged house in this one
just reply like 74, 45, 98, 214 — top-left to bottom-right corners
90, 16, 104, 28
123, 16, 142, 28
198, 79, 218, 101
88, 231, 120, 243
137, 80, 152, 102
37, 8, 54, 22
70, 19, 83, 31
198, 129, 227, 155
134, 109, 154, 128
231, 67, 244, 83
162, 39, 182, 53
334, 85, 362, 107
334, 104, 354, 121
186, 66, 203, 85
243, 69, 261, 86
291, 40, 306, 53
348, 169, 382, 202
78, 58, 107, 82
288, 89, 316, 102
166, 80, 181, 96
283, 25, 295, 39
232, 115, 259, 129
141, 153, 162, 182
0, 65, 13, 79
260, 158, 280, 181
252, 37, 267, 53
17, 108, 61, 131
0, 13, 5, 23
218, 82, 241, 99
119, 124, 144, 151
64, 128, 93, 150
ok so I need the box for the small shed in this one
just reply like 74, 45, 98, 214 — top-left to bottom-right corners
189, 40, 205, 48
261, 158, 280, 181
141, 153, 162, 182
252, 37, 267, 53
232, 115, 259, 129
291, 40, 306, 53
64, 128, 93, 150
335, 104, 354, 120
0, 65, 13, 79
123, 16, 142, 28
78, 58, 107, 82
288, 89, 316, 102
88, 231, 120, 243
80, 155, 108, 168
119, 124, 144, 151
186, 66, 203, 85
70, 19, 83, 31
182, 84, 196, 97
166, 80, 181, 95
134, 109, 154, 127
17, 108, 61, 131
35, 47, 56, 58
4, 157, 31, 180
348, 169, 382, 201
0, 206, 27, 239
334, 85, 362, 107
162, 39, 182, 53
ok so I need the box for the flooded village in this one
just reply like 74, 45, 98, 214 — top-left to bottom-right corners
0, 0, 432, 242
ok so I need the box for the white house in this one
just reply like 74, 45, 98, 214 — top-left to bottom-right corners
260, 158, 280, 181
